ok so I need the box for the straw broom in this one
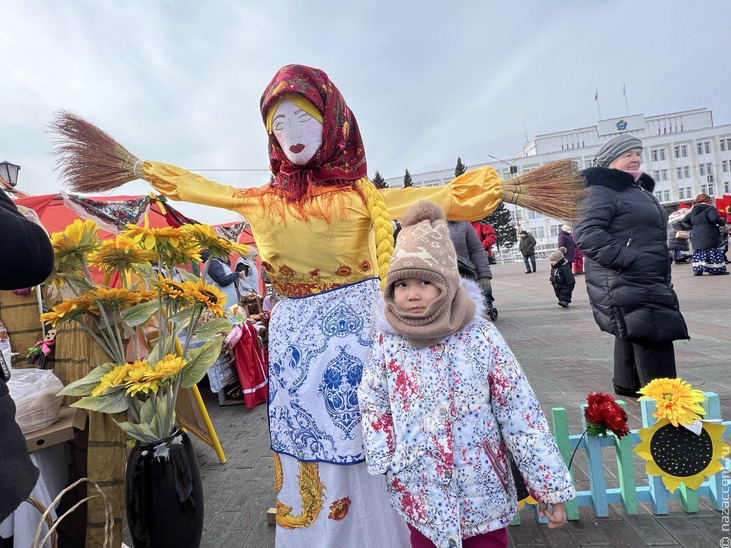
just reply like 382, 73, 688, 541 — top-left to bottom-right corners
51, 110, 141, 193
501, 160, 587, 221
51, 110, 587, 221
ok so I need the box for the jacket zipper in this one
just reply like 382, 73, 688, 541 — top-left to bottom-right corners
483, 441, 508, 492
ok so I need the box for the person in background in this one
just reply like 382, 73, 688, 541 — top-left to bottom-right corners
558, 224, 577, 269
573, 245, 585, 275
235, 256, 260, 298
471, 219, 497, 264
518, 229, 537, 274
722, 207, 731, 264
360, 201, 574, 548
666, 208, 691, 264
681, 193, 728, 276
549, 246, 575, 308
574, 134, 688, 399
201, 249, 248, 308
448, 219, 494, 313
0, 188, 55, 523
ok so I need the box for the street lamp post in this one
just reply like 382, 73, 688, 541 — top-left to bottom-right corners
0, 161, 21, 188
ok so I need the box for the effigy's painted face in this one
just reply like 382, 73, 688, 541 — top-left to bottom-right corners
271, 99, 323, 165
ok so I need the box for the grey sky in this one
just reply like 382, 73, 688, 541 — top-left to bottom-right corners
2, 1, 730, 224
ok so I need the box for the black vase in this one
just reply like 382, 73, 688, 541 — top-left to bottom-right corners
125, 429, 204, 548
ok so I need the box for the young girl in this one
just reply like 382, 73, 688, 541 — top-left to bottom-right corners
359, 200, 575, 548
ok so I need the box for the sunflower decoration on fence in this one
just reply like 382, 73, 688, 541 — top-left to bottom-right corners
635, 378, 730, 493
42, 216, 251, 443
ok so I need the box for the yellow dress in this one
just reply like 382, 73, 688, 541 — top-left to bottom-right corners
141, 160, 503, 546
142, 161, 502, 297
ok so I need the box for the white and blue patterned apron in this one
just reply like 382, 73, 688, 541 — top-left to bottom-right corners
268, 279, 409, 547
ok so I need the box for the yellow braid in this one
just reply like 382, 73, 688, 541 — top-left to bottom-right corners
357, 178, 394, 292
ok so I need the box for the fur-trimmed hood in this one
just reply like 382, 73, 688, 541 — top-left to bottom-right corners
375, 277, 486, 335
582, 167, 655, 193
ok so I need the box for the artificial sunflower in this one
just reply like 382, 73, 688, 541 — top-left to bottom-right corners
120, 215, 200, 267
154, 276, 192, 304
184, 279, 226, 317
86, 287, 155, 311
638, 378, 705, 427
125, 360, 162, 396
143, 354, 187, 381
87, 235, 157, 276
40, 298, 83, 326
50, 218, 100, 260
180, 224, 250, 259
91, 363, 131, 397
635, 418, 729, 492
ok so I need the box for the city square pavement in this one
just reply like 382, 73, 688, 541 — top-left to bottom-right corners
180, 259, 730, 548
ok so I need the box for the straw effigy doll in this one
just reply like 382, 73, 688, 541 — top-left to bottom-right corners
52, 64, 585, 547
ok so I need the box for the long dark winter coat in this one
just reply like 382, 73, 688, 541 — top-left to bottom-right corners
448, 221, 492, 279
574, 168, 688, 342
681, 203, 727, 251
0, 189, 54, 521
549, 259, 575, 303
557, 230, 577, 263
666, 211, 691, 253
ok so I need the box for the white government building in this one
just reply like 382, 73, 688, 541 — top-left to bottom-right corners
384, 108, 731, 260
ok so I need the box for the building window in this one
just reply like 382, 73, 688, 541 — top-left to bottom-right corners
655, 191, 662, 201
720, 137, 731, 151
699, 164, 706, 176
674, 144, 688, 158
676, 166, 691, 179
725, 181, 731, 193
663, 190, 670, 202
651, 148, 666, 161
535, 227, 545, 239
723, 160, 729, 172
700, 183, 716, 196
696, 140, 711, 155
661, 169, 668, 181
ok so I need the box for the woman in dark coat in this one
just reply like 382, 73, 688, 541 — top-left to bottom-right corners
0, 188, 55, 522
574, 135, 688, 398
681, 193, 728, 275
557, 225, 576, 267
666, 208, 691, 263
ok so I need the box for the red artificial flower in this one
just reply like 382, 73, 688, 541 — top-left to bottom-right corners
584, 392, 630, 438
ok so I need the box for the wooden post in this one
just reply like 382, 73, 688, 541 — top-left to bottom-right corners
614, 401, 638, 515
640, 399, 669, 514
551, 408, 580, 520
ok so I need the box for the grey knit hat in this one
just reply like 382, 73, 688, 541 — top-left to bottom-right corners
549, 247, 567, 263
593, 134, 643, 167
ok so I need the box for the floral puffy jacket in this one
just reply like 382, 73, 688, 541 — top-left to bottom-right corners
359, 313, 575, 547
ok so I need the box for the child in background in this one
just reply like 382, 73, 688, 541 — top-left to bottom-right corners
359, 201, 574, 548
549, 247, 575, 308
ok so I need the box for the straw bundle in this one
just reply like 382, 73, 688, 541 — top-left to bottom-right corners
501, 160, 587, 222
50, 110, 140, 193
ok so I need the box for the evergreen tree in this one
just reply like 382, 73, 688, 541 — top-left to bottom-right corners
484, 202, 517, 250
373, 171, 388, 189
403, 169, 413, 188
454, 157, 466, 178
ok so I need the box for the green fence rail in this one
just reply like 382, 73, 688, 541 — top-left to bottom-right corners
512, 392, 730, 524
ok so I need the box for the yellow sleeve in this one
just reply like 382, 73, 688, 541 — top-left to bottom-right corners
380, 167, 504, 221
140, 160, 254, 213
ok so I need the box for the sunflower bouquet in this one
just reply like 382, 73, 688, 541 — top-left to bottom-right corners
45, 217, 250, 443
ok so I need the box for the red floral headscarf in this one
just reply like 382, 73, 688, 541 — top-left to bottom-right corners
260, 65, 367, 202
